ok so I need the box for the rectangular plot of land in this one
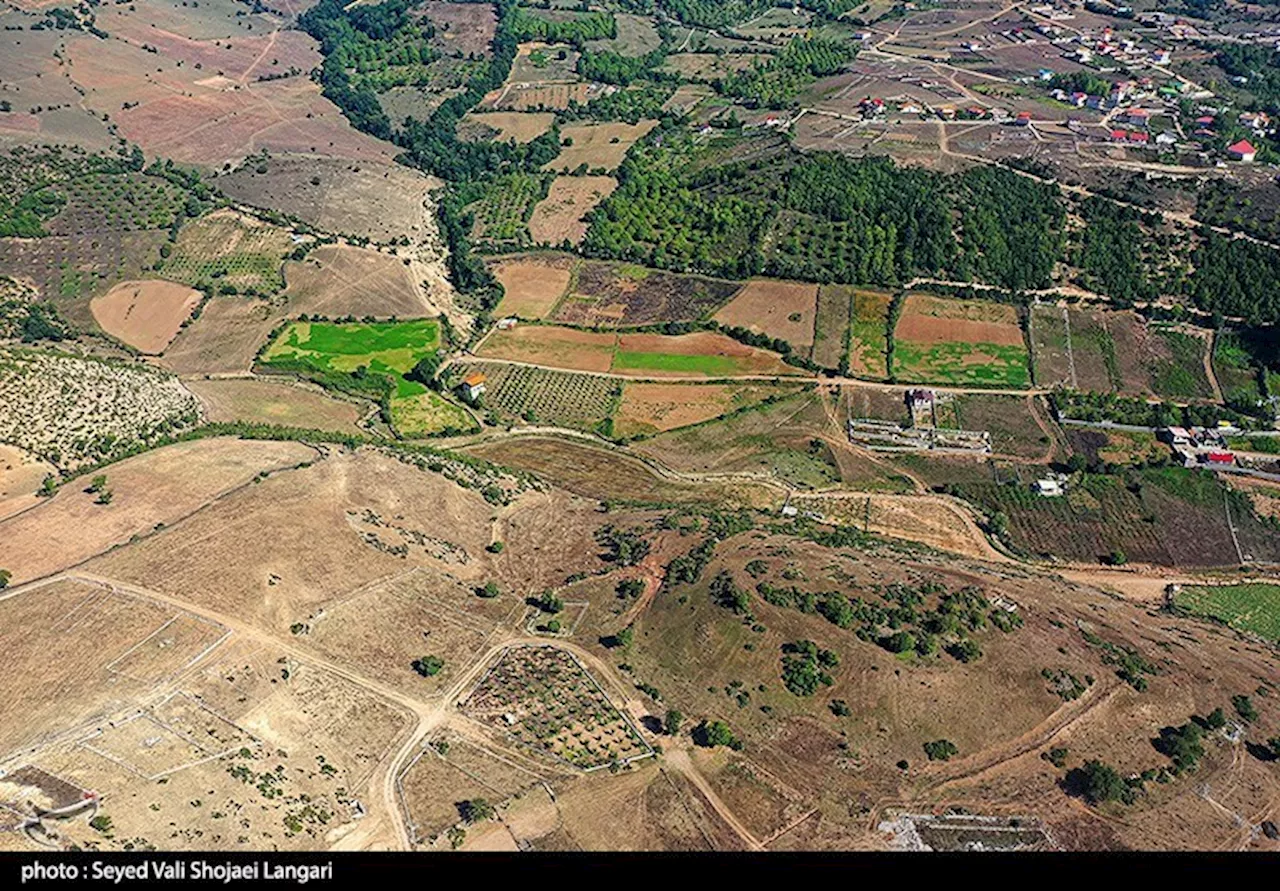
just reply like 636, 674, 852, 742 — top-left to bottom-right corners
812, 285, 853, 369
893, 294, 1029, 388
80, 715, 211, 779
303, 570, 504, 697
713, 279, 818, 351
107, 613, 228, 684
149, 692, 255, 754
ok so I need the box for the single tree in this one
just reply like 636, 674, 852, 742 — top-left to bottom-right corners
663, 708, 683, 736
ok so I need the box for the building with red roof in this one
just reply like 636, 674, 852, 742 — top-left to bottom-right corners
1227, 139, 1257, 162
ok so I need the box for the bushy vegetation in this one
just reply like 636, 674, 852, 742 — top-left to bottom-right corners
780, 640, 839, 696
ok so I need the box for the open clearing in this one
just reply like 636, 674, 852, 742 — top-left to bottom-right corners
713, 279, 818, 351
894, 295, 1029, 388
491, 255, 574, 319
547, 122, 658, 173
90, 280, 203, 354
461, 112, 556, 145
185, 378, 367, 436
529, 176, 618, 246
0, 437, 315, 584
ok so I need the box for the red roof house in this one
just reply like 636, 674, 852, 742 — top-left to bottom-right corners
1227, 139, 1257, 162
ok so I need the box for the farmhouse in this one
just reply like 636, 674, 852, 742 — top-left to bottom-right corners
459, 371, 487, 403
1227, 139, 1257, 163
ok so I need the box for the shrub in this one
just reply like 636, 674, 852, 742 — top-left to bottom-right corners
923, 739, 959, 762
412, 655, 444, 678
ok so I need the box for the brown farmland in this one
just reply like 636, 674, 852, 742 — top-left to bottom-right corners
90, 280, 203, 354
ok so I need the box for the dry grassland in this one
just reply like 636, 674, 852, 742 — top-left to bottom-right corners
462, 112, 556, 144
547, 122, 658, 173
186, 378, 367, 435
491, 255, 574, 318
0, 438, 316, 584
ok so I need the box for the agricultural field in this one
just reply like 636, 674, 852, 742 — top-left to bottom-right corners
480, 322, 800, 379
157, 211, 295, 295
614, 381, 804, 440
955, 466, 1271, 568
634, 391, 846, 490
529, 176, 618, 246
451, 361, 619, 433
0, 231, 168, 309
614, 331, 798, 378
892, 295, 1029, 388
550, 260, 741, 328
258, 318, 468, 436
491, 255, 575, 319
1174, 583, 1280, 644
847, 288, 893, 378
466, 172, 551, 246
1031, 306, 1214, 400
586, 13, 662, 56
712, 279, 818, 352
90, 280, 203, 354
42, 172, 190, 236
811, 284, 853, 370
1213, 330, 1266, 411
459, 112, 556, 145
547, 122, 659, 174
0, 348, 199, 470
945, 395, 1053, 461
389, 384, 478, 438
261, 319, 443, 380
461, 646, 652, 771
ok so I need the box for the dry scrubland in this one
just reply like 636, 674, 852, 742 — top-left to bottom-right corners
0, 436, 1277, 852
62, 14, 397, 169
0, 443, 53, 521
215, 155, 439, 244
0, 348, 199, 469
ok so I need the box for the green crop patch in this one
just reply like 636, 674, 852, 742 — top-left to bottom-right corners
892, 341, 1031, 388
262, 319, 442, 377
1175, 583, 1280, 643
612, 351, 747, 376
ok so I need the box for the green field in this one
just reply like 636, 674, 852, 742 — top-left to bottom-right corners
261, 319, 474, 436
612, 351, 747, 376
263, 319, 442, 376
1175, 583, 1280, 643
892, 341, 1031, 388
